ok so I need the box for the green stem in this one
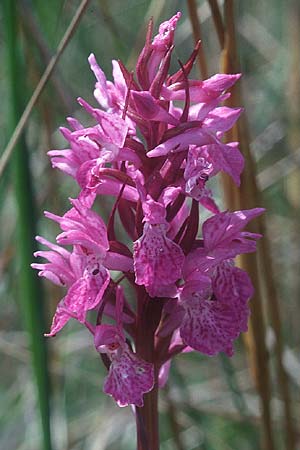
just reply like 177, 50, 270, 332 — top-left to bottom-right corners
2, 2, 52, 450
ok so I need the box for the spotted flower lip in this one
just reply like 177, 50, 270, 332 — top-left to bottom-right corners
177, 263, 253, 356
32, 12, 264, 408
134, 221, 185, 298
133, 196, 185, 298
174, 209, 264, 355
93, 286, 154, 407
179, 292, 242, 356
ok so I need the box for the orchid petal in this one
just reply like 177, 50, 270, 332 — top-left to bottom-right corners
132, 91, 178, 125
134, 223, 184, 298
104, 348, 154, 407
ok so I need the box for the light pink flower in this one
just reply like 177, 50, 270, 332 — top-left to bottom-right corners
32, 200, 133, 336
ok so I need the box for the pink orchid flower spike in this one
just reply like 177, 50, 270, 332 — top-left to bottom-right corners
32, 16, 264, 444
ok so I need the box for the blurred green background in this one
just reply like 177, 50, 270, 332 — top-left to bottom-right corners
1, 1, 299, 449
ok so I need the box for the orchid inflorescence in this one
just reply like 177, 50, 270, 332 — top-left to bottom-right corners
32, 12, 264, 408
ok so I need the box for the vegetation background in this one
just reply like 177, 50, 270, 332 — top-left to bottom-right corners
0, 1, 299, 449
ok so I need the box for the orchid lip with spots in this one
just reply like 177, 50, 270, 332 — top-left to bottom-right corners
32, 11, 264, 448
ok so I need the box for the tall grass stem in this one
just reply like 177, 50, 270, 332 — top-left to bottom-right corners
0, 0, 90, 180
2, 2, 52, 449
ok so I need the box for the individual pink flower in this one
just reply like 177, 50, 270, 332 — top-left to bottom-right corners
176, 208, 264, 355
183, 208, 264, 277
88, 53, 127, 114
32, 199, 132, 336
94, 286, 154, 407
146, 104, 243, 185
183, 145, 219, 212
32, 241, 110, 336
48, 104, 129, 185
178, 276, 243, 356
161, 73, 241, 102
133, 195, 185, 298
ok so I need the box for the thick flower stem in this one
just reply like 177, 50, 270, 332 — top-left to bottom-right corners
136, 292, 163, 450
136, 375, 159, 450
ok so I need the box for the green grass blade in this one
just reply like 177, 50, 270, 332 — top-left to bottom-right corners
218, 353, 248, 416
2, 2, 52, 450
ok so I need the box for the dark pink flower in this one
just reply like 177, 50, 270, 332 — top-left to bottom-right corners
131, 90, 179, 125
178, 241, 255, 355
179, 277, 243, 356
94, 287, 154, 407
183, 145, 219, 212
133, 196, 184, 298
176, 209, 264, 355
